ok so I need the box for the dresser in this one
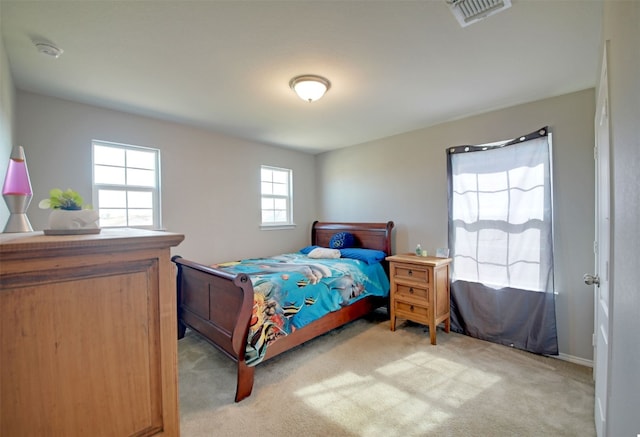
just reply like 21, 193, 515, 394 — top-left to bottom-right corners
0, 228, 184, 436
386, 254, 452, 345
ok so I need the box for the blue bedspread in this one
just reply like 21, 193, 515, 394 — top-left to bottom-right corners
215, 253, 389, 366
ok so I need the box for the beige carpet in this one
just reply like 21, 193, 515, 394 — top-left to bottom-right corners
178, 310, 595, 436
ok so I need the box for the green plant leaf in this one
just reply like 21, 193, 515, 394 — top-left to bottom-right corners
39, 188, 87, 210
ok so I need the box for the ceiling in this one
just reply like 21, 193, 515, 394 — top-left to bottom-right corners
2, 0, 603, 154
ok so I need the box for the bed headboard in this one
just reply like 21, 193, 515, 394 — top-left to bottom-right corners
311, 221, 394, 256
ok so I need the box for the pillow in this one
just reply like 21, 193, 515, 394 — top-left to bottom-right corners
299, 245, 319, 254
339, 248, 386, 265
329, 232, 356, 249
308, 247, 341, 259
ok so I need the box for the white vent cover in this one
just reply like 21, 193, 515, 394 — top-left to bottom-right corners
447, 0, 512, 27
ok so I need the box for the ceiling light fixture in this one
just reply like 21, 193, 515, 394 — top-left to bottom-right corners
289, 75, 331, 102
35, 42, 64, 58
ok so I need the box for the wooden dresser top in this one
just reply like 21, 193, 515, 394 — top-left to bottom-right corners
0, 228, 184, 259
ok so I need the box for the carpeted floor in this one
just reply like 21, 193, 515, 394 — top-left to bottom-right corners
178, 310, 595, 436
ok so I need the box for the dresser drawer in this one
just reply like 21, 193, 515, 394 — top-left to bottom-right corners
392, 263, 430, 283
395, 301, 429, 320
395, 283, 429, 302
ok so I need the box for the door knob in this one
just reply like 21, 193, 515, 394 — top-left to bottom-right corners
583, 273, 600, 286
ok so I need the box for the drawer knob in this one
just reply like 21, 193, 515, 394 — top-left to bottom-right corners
410, 305, 414, 311
408, 270, 413, 276
409, 287, 414, 294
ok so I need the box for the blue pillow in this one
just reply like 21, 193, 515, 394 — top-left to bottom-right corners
339, 248, 386, 265
329, 232, 356, 249
299, 245, 319, 254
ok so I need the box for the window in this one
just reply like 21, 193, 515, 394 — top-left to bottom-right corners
92, 141, 161, 229
449, 134, 553, 292
446, 127, 558, 355
260, 165, 293, 227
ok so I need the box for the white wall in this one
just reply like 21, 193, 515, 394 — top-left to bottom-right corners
317, 89, 596, 363
0, 8, 16, 226
601, 1, 640, 435
15, 91, 317, 263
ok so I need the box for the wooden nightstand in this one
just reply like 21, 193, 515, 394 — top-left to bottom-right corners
386, 254, 452, 345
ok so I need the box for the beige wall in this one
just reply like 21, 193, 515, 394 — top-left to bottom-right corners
317, 89, 596, 363
16, 91, 317, 263
601, 1, 640, 435
13, 84, 598, 363
0, 10, 16, 226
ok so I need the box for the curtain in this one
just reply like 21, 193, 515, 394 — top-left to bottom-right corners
447, 127, 558, 355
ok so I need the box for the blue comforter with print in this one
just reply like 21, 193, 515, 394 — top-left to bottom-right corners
215, 253, 389, 366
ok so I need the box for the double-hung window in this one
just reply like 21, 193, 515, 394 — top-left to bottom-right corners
260, 165, 293, 227
92, 141, 161, 229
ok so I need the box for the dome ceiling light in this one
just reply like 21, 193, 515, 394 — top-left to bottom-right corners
289, 75, 331, 103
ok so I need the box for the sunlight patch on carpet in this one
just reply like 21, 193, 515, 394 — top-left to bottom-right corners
294, 352, 502, 435
295, 371, 447, 435
375, 351, 502, 408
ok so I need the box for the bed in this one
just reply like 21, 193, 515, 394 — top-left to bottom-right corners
172, 220, 394, 402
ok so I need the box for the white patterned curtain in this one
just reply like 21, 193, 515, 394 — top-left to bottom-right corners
447, 127, 558, 355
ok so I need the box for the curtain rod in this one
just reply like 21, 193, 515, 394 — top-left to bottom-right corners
447, 126, 549, 155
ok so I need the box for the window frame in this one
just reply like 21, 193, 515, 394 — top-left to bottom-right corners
92, 140, 162, 230
260, 165, 295, 229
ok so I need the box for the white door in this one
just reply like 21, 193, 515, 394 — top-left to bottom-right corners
589, 43, 611, 437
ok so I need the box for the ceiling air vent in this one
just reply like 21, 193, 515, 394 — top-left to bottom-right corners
447, 0, 512, 27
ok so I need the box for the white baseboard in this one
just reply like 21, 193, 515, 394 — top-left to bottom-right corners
553, 352, 593, 368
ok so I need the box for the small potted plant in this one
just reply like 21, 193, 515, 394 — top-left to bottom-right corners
39, 188, 87, 211
39, 188, 99, 231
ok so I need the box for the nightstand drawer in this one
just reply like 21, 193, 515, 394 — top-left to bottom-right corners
395, 283, 429, 302
392, 263, 429, 283
395, 301, 429, 320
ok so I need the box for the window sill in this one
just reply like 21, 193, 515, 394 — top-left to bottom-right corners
260, 223, 296, 231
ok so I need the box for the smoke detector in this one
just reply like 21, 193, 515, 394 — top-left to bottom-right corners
35, 42, 64, 58
447, 0, 512, 27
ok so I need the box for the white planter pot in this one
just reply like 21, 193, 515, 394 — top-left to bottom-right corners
48, 209, 99, 230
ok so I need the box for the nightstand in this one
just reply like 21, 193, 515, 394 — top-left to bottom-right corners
386, 253, 452, 345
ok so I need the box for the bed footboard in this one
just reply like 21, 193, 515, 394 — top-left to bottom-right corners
172, 256, 255, 401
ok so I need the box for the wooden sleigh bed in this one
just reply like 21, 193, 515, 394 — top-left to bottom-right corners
172, 221, 394, 402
